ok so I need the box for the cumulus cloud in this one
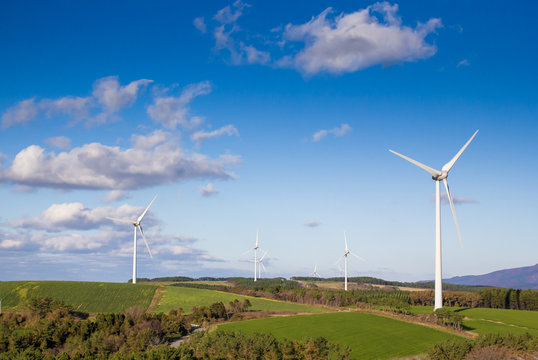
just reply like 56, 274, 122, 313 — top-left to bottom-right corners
281, 3, 442, 74
191, 124, 239, 144
312, 123, 352, 142
147, 81, 212, 130
199, 183, 219, 197
10, 202, 155, 232
0, 239, 23, 249
0, 132, 239, 191
193, 17, 207, 33
44, 136, 71, 150
304, 220, 320, 227
1, 76, 152, 129
199, 1, 441, 75
131, 129, 171, 150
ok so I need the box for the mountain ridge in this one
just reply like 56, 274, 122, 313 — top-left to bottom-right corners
444, 263, 538, 290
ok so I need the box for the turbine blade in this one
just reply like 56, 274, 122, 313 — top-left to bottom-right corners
255, 230, 259, 247
138, 225, 153, 258
137, 195, 157, 223
344, 232, 348, 251
259, 251, 268, 261
442, 130, 479, 172
389, 149, 441, 177
242, 248, 253, 255
443, 179, 463, 248
106, 217, 135, 225
261, 262, 266, 272
335, 255, 344, 265
350, 252, 365, 261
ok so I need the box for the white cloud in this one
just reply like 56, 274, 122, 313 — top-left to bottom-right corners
1, 76, 153, 128
1, 98, 39, 129
457, 59, 470, 67
312, 123, 352, 142
0, 239, 23, 249
102, 190, 129, 203
147, 81, 212, 130
193, 17, 207, 33
282, 3, 442, 75
131, 129, 171, 149
10, 202, 153, 232
44, 136, 72, 150
92, 76, 153, 114
213, 0, 248, 24
304, 220, 320, 227
0, 135, 239, 190
191, 124, 239, 143
199, 183, 219, 197
199, 1, 441, 75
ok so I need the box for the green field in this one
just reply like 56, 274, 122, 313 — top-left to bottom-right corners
410, 306, 538, 335
153, 286, 326, 314
219, 312, 459, 360
0, 281, 157, 313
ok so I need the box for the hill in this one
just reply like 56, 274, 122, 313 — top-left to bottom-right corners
445, 263, 538, 289
0, 281, 157, 313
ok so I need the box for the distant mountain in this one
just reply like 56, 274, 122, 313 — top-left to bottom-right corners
445, 263, 538, 290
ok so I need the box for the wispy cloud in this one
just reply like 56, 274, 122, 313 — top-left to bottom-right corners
197, 1, 441, 75
44, 136, 71, 150
432, 193, 478, 205
312, 123, 352, 142
147, 81, 211, 130
193, 17, 207, 33
199, 183, 219, 197
0, 76, 152, 129
191, 124, 239, 144
457, 59, 470, 67
304, 220, 320, 227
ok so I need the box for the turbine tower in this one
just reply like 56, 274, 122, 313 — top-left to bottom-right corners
257, 251, 268, 279
106, 195, 156, 284
389, 130, 478, 309
335, 232, 363, 291
244, 231, 261, 281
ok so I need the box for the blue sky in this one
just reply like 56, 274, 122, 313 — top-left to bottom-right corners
0, 0, 536, 282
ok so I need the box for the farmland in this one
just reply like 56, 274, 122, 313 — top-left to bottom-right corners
0, 281, 157, 313
152, 285, 327, 314
218, 311, 460, 360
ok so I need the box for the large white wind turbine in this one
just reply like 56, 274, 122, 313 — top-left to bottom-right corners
106, 195, 157, 284
244, 231, 261, 281
389, 130, 478, 309
335, 232, 363, 291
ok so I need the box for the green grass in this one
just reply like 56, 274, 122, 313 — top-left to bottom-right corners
0, 281, 157, 313
409, 306, 538, 335
153, 286, 326, 314
218, 312, 459, 360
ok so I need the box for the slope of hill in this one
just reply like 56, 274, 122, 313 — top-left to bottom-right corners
445, 263, 538, 289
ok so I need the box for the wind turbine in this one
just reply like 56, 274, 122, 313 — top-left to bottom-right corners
335, 232, 363, 291
244, 231, 261, 281
257, 252, 267, 279
310, 264, 321, 278
389, 130, 478, 309
106, 195, 156, 284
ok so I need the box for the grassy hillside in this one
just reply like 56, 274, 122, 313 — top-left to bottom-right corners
0, 281, 157, 313
219, 312, 459, 360
410, 306, 538, 335
152, 286, 326, 314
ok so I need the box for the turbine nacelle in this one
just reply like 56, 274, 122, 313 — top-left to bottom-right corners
432, 171, 448, 181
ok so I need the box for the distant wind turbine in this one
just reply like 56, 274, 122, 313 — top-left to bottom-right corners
244, 231, 261, 281
257, 251, 268, 279
335, 232, 363, 291
310, 264, 321, 278
389, 130, 478, 309
106, 195, 156, 284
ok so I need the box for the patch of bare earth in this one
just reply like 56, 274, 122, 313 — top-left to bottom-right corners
146, 286, 166, 313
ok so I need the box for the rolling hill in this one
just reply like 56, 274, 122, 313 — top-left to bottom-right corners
445, 263, 538, 289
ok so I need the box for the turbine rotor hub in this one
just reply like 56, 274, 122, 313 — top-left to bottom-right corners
432, 171, 448, 181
